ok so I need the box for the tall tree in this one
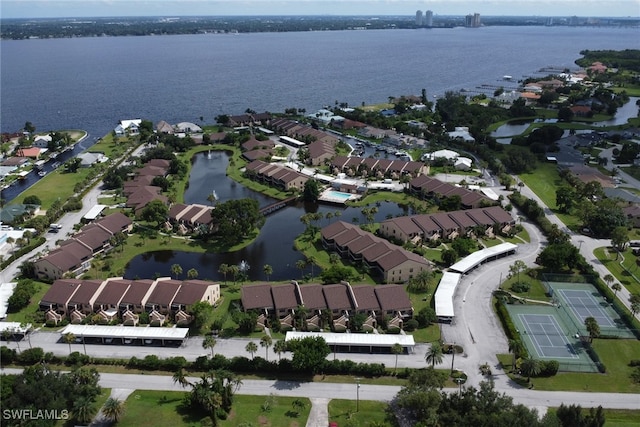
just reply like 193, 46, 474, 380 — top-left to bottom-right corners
263, 264, 273, 281
520, 357, 541, 382
187, 268, 199, 279
173, 367, 192, 389
101, 397, 125, 422
584, 316, 601, 343
245, 341, 258, 359
170, 263, 183, 279
391, 343, 403, 373
203, 335, 217, 358
63, 332, 76, 355
260, 335, 273, 361
508, 339, 525, 370
424, 343, 444, 368
273, 339, 287, 361
218, 263, 230, 285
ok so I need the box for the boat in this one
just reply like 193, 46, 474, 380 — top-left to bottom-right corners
503, 75, 513, 80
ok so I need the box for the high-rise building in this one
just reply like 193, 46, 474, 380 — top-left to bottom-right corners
465, 13, 481, 28
425, 10, 433, 27
416, 10, 424, 26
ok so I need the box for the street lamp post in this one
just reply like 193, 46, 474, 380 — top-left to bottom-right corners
355, 377, 361, 412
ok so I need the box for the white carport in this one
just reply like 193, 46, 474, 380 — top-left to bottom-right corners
60, 324, 189, 346
434, 272, 461, 322
285, 331, 416, 353
449, 242, 517, 274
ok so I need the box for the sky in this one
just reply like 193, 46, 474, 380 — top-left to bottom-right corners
1, 0, 639, 19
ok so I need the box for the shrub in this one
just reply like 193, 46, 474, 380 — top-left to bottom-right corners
403, 319, 419, 332
16, 347, 44, 365
628, 359, 640, 367
511, 282, 531, 293
66, 351, 90, 366
0, 346, 17, 366
539, 360, 559, 377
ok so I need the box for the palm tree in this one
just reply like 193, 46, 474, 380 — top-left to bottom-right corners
612, 282, 621, 298
391, 343, 403, 373
203, 335, 217, 358
263, 264, 273, 281
101, 397, 125, 422
63, 332, 76, 355
307, 255, 316, 277
218, 263, 230, 285
508, 339, 524, 371
603, 274, 614, 288
584, 316, 600, 343
424, 342, 444, 368
173, 367, 192, 388
520, 357, 541, 382
187, 268, 199, 280
245, 341, 258, 359
328, 253, 340, 265
170, 263, 183, 279
260, 335, 273, 361
229, 265, 240, 284
295, 259, 306, 278
72, 396, 96, 424
273, 339, 287, 361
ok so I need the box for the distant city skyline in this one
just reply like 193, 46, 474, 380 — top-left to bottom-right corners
1, 0, 639, 19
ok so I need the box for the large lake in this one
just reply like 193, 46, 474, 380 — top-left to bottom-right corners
2, 26, 639, 138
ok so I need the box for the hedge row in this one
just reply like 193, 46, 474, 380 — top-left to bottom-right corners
494, 299, 529, 359
1, 346, 387, 378
0, 237, 46, 270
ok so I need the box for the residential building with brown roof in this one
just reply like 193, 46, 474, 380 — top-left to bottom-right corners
67, 279, 105, 322
145, 279, 182, 314
241, 283, 274, 313
119, 279, 156, 315
93, 278, 131, 313
322, 221, 431, 283
379, 206, 514, 244
34, 241, 93, 280
39, 279, 84, 319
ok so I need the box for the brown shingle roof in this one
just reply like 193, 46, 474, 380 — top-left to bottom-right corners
95, 212, 132, 234
171, 281, 209, 306
298, 284, 326, 310
40, 279, 83, 305
351, 285, 380, 311
68, 280, 103, 307
241, 284, 274, 310
94, 279, 131, 306
322, 283, 352, 311
374, 285, 413, 312
271, 283, 299, 311
120, 280, 154, 306
146, 280, 182, 306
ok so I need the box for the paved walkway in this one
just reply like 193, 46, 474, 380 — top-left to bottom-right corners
306, 398, 329, 427
89, 388, 134, 427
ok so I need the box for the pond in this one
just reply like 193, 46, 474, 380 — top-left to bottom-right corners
124, 151, 410, 282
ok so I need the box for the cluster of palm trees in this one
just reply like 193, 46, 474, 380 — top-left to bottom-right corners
170, 263, 199, 280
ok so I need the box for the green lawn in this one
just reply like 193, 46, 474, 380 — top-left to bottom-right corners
499, 275, 551, 303
15, 168, 93, 210
601, 409, 640, 427
518, 163, 580, 230
593, 247, 640, 296
328, 399, 388, 427
117, 390, 310, 427
504, 339, 640, 393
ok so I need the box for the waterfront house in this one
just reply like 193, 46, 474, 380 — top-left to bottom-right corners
114, 119, 141, 136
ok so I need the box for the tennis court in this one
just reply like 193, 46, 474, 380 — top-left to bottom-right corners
505, 304, 598, 372
547, 281, 635, 338
556, 288, 617, 327
517, 313, 579, 359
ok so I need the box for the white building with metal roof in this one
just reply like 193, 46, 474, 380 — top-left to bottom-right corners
285, 331, 415, 353
434, 272, 461, 322
60, 324, 189, 346
449, 242, 517, 274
